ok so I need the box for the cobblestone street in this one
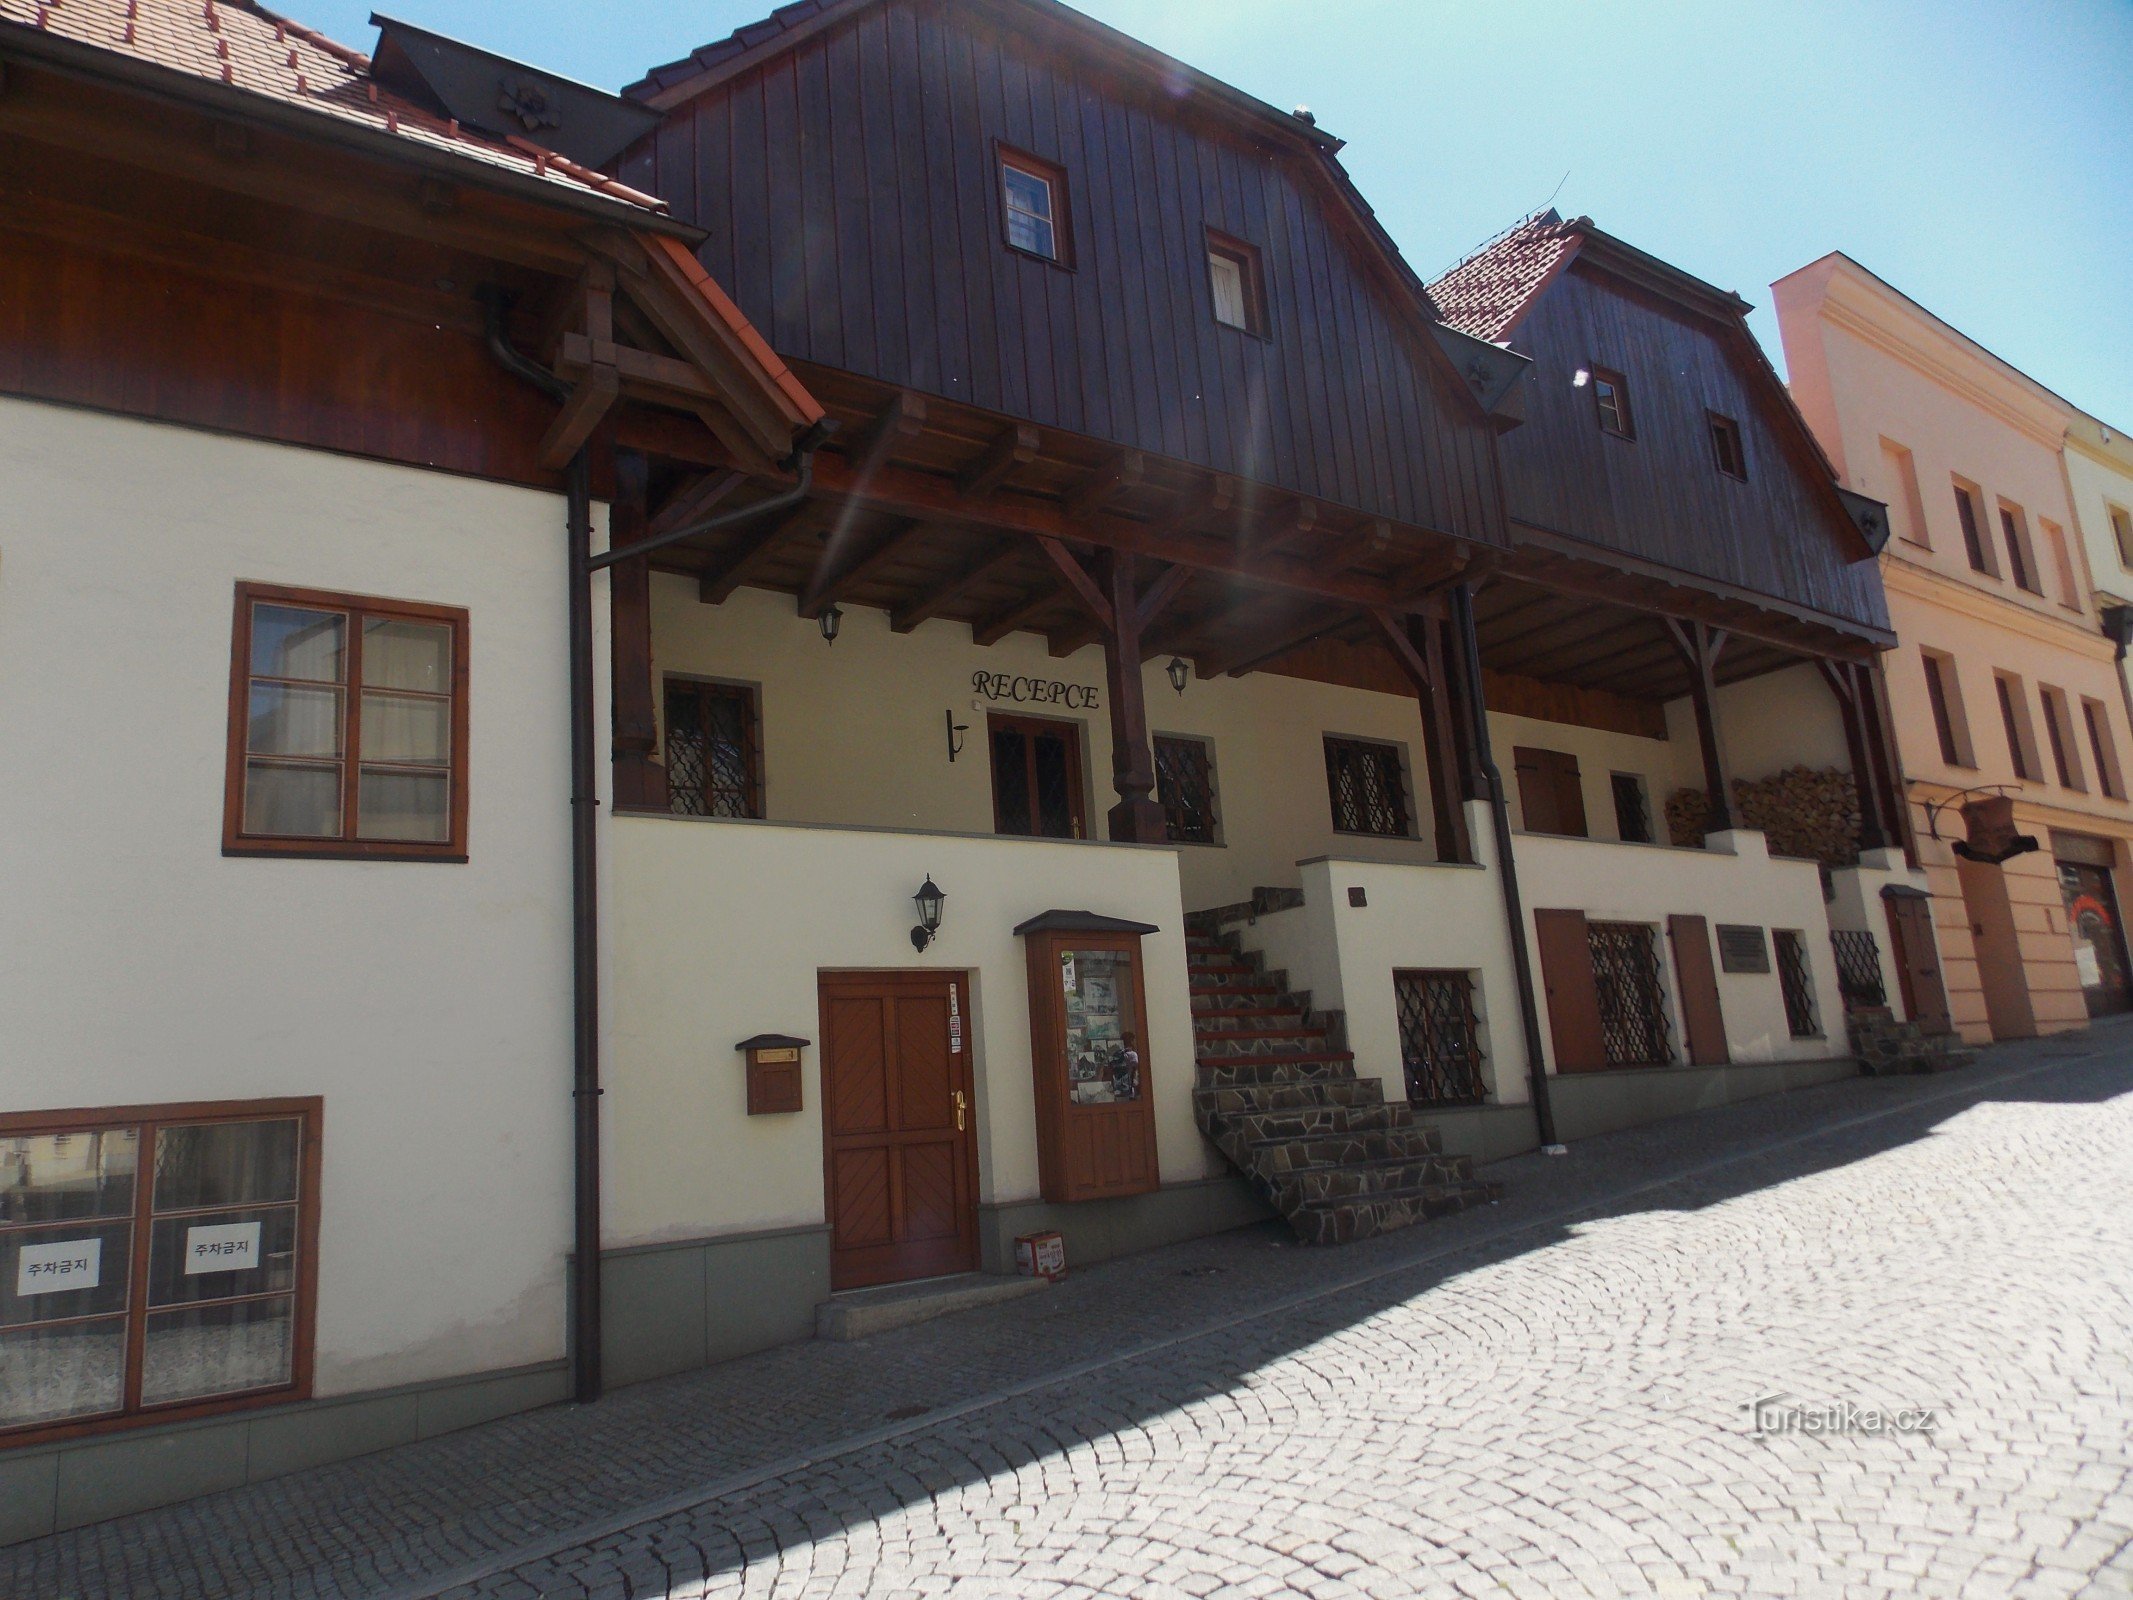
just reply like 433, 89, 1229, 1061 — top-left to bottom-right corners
9, 1034, 2131, 1600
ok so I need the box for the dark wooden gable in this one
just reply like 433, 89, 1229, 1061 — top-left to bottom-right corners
621, 0, 1505, 547
1493, 254, 1887, 630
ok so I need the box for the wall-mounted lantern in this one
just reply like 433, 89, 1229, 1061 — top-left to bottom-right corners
737, 1033, 809, 1115
818, 603, 844, 644
911, 875, 946, 951
1165, 655, 1190, 696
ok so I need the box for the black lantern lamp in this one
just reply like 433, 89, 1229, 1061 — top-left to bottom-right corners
819, 603, 844, 644
910, 875, 946, 951
1166, 655, 1190, 695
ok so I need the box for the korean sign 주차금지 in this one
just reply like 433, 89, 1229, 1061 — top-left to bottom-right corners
184, 1220, 262, 1274
16, 1236, 102, 1296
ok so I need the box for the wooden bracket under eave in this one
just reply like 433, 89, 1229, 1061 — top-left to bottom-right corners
539, 362, 620, 469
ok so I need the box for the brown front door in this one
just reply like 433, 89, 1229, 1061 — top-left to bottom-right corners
989, 714, 1087, 839
1883, 891, 1953, 1036
819, 971, 978, 1290
1533, 908, 1607, 1072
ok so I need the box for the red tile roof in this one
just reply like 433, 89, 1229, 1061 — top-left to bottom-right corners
0, 0, 666, 211
1428, 209, 1582, 343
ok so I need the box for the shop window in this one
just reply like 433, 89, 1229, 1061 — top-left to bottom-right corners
2084, 698, 2125, 800
0, 1101, 319, 1443
664, 678, 763, 819
224, 584, 468, 860
1953, 481, 1996, 577
1153, 734, 1220, 845
1922, 649, 1974, 767
1591, 367, 1634, 439
1205, 231, 1268, 336
1996, 673, 2041, 781
1324, 736, 1412, 838
1707, 412, 1747, 480
998, 146, 1070, 265
1610, 772, 1653, 844
1512, 745, 1588, 837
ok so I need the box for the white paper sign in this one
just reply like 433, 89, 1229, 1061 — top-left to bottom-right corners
949, 984, 963, 1055
16, 1237, 101, 1297
184, 1221, 261, 1275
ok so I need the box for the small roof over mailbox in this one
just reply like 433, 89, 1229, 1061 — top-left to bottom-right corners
1012, 910, 1161, 937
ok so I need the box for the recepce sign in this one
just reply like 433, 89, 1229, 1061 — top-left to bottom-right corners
972, 671, 1099, 710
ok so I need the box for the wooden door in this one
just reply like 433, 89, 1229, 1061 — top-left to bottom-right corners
1024, 930, 1160, 1202
1513, 747, 1588, 837
818, 972, 977, 1290
989, 714, 1087, 839
1883, 892, 1952, 1036
1533, 908, 1607, 1072
1667, 914, 1730, 1065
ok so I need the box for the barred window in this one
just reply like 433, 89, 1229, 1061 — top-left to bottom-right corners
1324, 737, 1412, 838
1394, 970, 1486, 1105
665, 679, 763, 819
1775, 929, 1820, 1039
1154, 735, 1220, 845
1587, 920, 1673, 1067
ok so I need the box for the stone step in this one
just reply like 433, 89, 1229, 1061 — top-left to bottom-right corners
1266, 1153, 1475, 1204
1193, 1079, 1387, 1116
814, 1272, 1048, 1341
1193, 1033, 1341, 1061
1214, 1101, 1413, 1143
1190, 1009, 1310, 1033
1195, 1057, 1358, 1090
1188, 972, 1283, 996
1246, 1125, 1446, 1171
1194, 1047, 1355, 1073
1286, 1181, 1502, 1246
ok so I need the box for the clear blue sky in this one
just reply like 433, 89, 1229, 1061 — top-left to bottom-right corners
326, 0, 2133, 426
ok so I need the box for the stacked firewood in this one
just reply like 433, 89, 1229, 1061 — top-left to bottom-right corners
1666, 765, 1863, 866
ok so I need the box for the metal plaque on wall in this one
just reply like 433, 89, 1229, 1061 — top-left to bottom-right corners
1716, 924, 1770, 974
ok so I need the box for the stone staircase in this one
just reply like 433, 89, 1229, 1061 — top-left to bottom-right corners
1184, 923, 1500, 1245
1846, 1008, 1975, 1075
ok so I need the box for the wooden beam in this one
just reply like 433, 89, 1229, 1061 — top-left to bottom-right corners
1665, 618, 1735, 831
1134, 562, 1196, 632
847, 391, 927, 483
647, 469, 747, 539
1511, 615, 1665, 683
1100, 552, 1168, 843
958, 423, 1041, 500
891, 538, 1026, 633
809, 519, 936, 612
1064, 449, 1146, 521
1363, 610, 1472, 865
1251, 500, 1320, 558
1208, 604, 1353, 678
973, 586, 1070, 648
538, 362, 619, 469
1035, 537, 1115, 632
698, 505, 808, 605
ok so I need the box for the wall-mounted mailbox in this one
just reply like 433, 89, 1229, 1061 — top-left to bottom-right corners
737, 1033, 809, 1115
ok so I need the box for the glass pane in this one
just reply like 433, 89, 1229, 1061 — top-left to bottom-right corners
0, 1318, 126, 1427
243, 761, 341, 838
992, 728, 1032, 836
1002, 166, 1052, 221
1032, 733, 1075, 838
356, 768, 450, 842
153, 1120, 300, 1212
2, 1221, 132, 1327
1060, 948, 1141, 1105
359, 692, 449, 765
248, 683, 343, 757
1210, 252, 1247, 327
1006, 209, 1055, 259
140, 1296, 293, 1405
0, 1129, 138, 1224
250, 605, 344, 682
361, 617, 450, 692
147, 1206, 296, 1307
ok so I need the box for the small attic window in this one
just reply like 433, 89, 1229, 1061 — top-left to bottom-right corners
1206, 232, 1267, 336
999, 146, 1070, 266
1591, 367, 1634, 439
1708, 412, 1747, 480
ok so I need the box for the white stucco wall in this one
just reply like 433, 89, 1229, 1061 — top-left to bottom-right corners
604, 813, 1207, 1247
1827, 848, 1937, 1023
0, 398, 586, 1396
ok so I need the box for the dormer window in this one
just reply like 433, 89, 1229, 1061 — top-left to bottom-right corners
1707, 412, 1747, 479
1206, 231, 1267, 335
1592, 367, 1634, 438
999, 147, 1068, 264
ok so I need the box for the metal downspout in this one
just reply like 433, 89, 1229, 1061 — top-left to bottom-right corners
1451, 581, 1560, 1150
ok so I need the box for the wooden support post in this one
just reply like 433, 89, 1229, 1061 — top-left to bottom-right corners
1364, 608, 1473, 864
1817, 657, 1894, 853
1433, 599, 1486, 804
1665, 617, 1735, 833
1100, 552, 1168, 844
608, 450, 667, 811
1863, 655, 1920, 864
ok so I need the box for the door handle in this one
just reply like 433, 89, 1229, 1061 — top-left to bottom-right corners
954, 1090, 967, 1132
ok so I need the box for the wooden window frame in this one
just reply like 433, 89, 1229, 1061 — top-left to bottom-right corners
1153, 732, 1221, 846
1922, 648, 1974, 768
0, 1097, 323, 1449
662, 675, 765, 820
1609, 771, 1653, 844
1591, 366, 1635, 440
1204, 229, 1270, 339
2040, 685, 2085, 791
1706, 411, 1748, 481
223, 582, 469, 862
1953, 480, 1997, 577
1323, 734, 1415, 840
2084, 697, 2125, 800
1996, 671, 2041, 782
1998, 501, 2041, 595
995, 142, 1072, 269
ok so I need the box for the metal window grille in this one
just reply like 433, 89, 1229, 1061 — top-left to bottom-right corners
1154, 735, 1218, 845
1395, 970, 1487, 1105
665, 680, 761, 819
1830, 929, 1886, 1011
1587, 920, 1673, 1066
1325, 737, 1410, 837
1776, 929, 1820, 1038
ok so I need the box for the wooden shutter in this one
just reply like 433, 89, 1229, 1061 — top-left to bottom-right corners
1533, 908, 1607, 1072
1514, 747, 1587, 837
1667, 914, 1730, 1065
